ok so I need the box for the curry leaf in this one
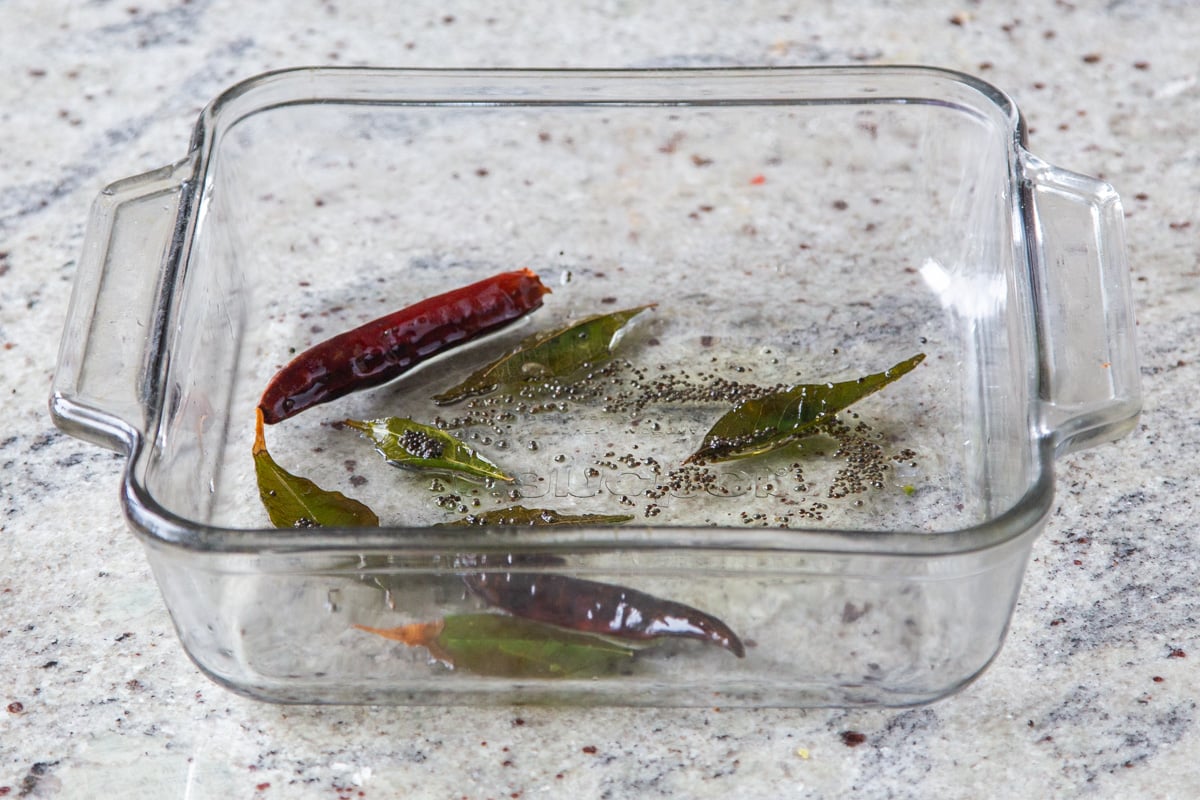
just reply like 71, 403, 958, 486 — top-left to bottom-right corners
686, 353, 926, 464
343, 417, 513, 483
253, 409, 379, 528
353, 613, 637, 678
433, 304, 656, 405
434, 504, 634, 528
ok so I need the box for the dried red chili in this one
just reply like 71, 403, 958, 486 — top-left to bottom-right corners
259, 268, 550, 423
461, 560, 745, 657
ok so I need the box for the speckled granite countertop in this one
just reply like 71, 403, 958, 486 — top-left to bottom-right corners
3, 1, 1197, 797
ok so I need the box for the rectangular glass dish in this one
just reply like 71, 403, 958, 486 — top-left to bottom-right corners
51, 67, 1139, 706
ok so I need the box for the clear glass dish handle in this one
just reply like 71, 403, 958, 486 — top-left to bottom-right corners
49, 159, 191, 452
1023, 154, 1142, 456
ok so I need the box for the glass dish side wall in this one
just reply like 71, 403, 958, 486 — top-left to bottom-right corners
142, 73, 1040, 537
146, 520, 1042, 706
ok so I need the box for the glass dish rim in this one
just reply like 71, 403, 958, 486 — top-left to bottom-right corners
124, 440, 1057, 559
191, 63, 1025, 132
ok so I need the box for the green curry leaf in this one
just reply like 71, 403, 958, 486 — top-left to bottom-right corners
433, 304, 655, 405
354, 613, 637, 678
687, 353, 926, 464
253, 410, 379, 528
343, 417, 512, 483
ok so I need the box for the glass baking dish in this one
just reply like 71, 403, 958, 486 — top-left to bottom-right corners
50, 67, 1139, 707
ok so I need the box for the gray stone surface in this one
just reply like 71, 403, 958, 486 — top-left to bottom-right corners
2, 1, 1197, 797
